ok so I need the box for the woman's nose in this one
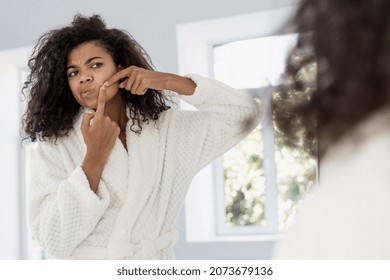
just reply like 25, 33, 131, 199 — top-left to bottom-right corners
80, 72, 93, 83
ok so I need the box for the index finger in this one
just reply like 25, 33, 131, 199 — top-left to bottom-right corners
104, 69, 129, 87
96, 85, 106, 116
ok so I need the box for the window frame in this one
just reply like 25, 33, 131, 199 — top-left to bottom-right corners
177, 7, 298, 241
215, 87, 279, 235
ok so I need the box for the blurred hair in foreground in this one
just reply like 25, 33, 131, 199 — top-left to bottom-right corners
273, 0, 390, 158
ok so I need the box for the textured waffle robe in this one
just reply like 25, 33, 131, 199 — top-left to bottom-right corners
27, 74, 261, 259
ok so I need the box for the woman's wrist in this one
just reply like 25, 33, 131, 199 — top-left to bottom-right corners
164, 73, 196, 95
82, 151, 106, 192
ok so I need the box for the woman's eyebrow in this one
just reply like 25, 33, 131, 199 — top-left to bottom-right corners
67, 56, 103, 70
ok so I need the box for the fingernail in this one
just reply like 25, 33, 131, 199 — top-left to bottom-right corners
103, 81, 109, 87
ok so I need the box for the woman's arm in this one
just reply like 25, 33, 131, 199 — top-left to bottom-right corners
104, 67, 261, 173
80, 85, 120, 192
170, 74, 262, 173
104, 66, 196, 95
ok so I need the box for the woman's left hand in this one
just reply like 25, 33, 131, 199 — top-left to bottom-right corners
104, 66, 196, 96
103, 66, 167, 95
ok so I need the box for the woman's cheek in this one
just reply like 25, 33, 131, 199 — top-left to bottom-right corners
105, 84, 120, 99
69, 83, 81, 103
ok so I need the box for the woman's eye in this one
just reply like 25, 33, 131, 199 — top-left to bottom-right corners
91, 63, 103, 68
68, 71, 78, 78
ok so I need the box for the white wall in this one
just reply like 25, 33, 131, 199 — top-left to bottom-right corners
0, 60, 20, 259
0, 0, 298, 259
0, 48, 29, 259
0, 0, 297, 73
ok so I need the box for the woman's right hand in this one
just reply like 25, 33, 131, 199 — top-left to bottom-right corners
81, 85, 120, 192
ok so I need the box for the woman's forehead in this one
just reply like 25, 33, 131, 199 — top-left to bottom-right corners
67, 41, 112, 63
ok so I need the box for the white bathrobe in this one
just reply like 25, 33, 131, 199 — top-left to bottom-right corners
27, 74, 261, 259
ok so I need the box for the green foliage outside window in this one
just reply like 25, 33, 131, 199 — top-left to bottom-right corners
223, 122, 266, 227
223, 61, 317, 231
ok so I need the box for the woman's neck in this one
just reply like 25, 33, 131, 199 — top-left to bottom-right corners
104, 94, 128, 131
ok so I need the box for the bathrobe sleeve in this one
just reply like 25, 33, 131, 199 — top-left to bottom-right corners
173, 74, 261, 173
27, 140, 110, 259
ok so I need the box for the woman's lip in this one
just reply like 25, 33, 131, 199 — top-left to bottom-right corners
81, 89, 95, 96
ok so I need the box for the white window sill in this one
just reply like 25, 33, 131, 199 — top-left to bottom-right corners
186, 233, 286, 243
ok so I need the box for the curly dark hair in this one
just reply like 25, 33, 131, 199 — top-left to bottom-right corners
23, 14, 170, 142
273, 0, 390, 157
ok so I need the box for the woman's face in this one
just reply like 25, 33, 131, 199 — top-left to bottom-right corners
67, 41, 120, 110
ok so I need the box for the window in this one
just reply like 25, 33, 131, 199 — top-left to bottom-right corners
177, 7, 317, 241
213, 35, 317, 235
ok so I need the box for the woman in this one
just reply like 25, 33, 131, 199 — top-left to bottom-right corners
273, 0, 390, 259
23, 15, 260, 259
